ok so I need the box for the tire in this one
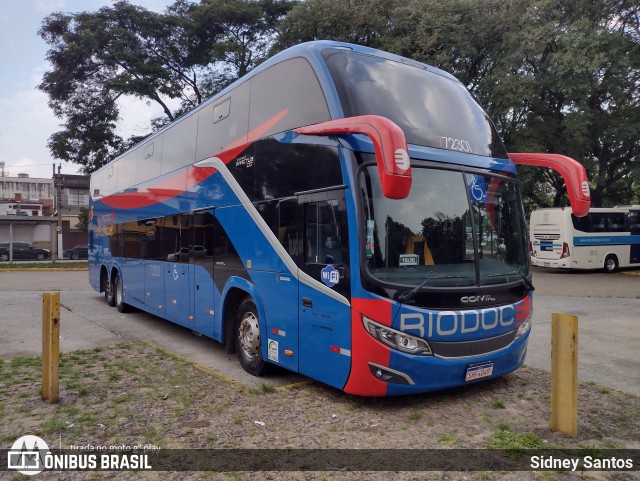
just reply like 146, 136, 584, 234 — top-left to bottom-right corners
105, 278, 116, 306
603, 255, 618, 273
0, 252, 8, 262
234, 298, 268, 376
71, 253, 79, 260
114, 272, 129, 313
35, 253, 45, 261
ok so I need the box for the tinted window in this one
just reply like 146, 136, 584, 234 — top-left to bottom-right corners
254, 140, 342, 199
572, 213, 630, 233
164, 214, 189, 262
249, 57, 331, 137
226, 145, 256, 200
325, 50, 508, 159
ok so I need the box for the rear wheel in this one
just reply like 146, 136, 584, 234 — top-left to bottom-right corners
71, 253, 79, 260
603, 255, 618, 273
235, 298, 268, 376
114, 272, 129, 313
0, 252, 8, 262
105, 278, 116, 306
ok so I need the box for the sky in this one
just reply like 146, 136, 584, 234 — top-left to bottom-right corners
0, 0, 176, 180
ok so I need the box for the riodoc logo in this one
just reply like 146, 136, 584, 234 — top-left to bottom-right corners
7, 435, 50, 476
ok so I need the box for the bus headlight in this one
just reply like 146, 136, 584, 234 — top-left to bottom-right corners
362, 316, 432, 356
515, 315, 532, 340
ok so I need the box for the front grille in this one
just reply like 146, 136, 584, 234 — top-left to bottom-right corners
429, 329, 518, 358
534, 233, 560, 240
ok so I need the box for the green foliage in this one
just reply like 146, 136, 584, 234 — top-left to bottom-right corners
39, 0, 639, 206
75, 207, 89, 232
277, 0, 640, 208
38, 0, 296, 173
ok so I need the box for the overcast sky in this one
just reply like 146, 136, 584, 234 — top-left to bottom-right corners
0, 0, 175, 180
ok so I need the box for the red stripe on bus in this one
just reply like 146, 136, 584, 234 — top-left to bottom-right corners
100, 109, 288, 209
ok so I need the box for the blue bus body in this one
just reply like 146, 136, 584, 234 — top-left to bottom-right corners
89, 41, 539, 396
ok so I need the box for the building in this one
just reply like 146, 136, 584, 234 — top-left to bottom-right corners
0, 170, 90, 256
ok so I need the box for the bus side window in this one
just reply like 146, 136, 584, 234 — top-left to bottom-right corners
606, 213, 626, 232
591, 215, 605, 232
278, 198, 298, 258
304, 200, 342, 265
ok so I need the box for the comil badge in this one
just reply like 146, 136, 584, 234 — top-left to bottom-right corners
7, 435, 50, 475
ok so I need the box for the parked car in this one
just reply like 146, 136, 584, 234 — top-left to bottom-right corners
62, 245, 89, 260
0, 242, 51, 261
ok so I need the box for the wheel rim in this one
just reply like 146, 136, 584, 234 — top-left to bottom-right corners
0, 254, 8, 261
238, 312, 260, 359
36, 254, 44, 261
115, 277, 122, 305
606, 258, 616, 271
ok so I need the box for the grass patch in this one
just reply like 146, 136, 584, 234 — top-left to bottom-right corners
438, 433, 457, 445
408, 411, 422, 421
491, 400, 506, 409
0, 262, 86, 270
258, 382, 275, 394
487, 429, 543, 451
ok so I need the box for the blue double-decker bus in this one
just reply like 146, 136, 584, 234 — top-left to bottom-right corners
89, 41, 590, 396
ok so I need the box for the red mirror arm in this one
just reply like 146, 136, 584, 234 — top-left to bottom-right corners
508, 153, 591, 217
295, 115, 412, 199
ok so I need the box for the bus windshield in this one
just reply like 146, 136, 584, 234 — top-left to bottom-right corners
325, 50, 508, 159
359, 165, 530, 291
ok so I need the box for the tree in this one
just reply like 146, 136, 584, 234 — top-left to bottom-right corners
39, 0, 295, 173
76, 207, 89, 232
278, 0, 640, 207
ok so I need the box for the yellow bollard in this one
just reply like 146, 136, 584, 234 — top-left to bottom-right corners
550, 312, 578, 437
42, 292, 60, 403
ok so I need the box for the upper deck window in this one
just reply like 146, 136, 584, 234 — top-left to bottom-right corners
324, 50, 508, 159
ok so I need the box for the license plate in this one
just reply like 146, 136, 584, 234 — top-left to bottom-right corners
544, 262, 550, 267
465, 363, 494, 382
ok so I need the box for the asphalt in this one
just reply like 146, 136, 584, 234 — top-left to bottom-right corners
0, 268, 638, 394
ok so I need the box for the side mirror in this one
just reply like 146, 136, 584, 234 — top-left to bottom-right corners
295, 115, 412, 199
508, 153, 591, 217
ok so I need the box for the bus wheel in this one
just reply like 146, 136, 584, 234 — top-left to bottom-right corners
114, 272, 129, 313
235, 298, 267, 376
603, 255, 618, 273
105, 279, 116, 306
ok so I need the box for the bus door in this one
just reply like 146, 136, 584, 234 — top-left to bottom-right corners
297, 188, 351, 389
630, 210, 640, 264
144, 218, 166, 318
164, 214, 191, 327
190, 209, 217, 336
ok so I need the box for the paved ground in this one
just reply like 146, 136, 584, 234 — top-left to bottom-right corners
1, 267, 638, 393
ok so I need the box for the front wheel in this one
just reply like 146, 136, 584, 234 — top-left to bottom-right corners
235, 298, 268, 376
603, 255, 618, 273
35, 253, 45, 261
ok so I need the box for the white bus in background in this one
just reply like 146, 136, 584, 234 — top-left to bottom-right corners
530, 206, 640, 272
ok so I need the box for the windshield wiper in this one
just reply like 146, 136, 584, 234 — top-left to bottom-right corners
396, 272, 466, 303
516, 269, 535, 291
483, 269, 535, 291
